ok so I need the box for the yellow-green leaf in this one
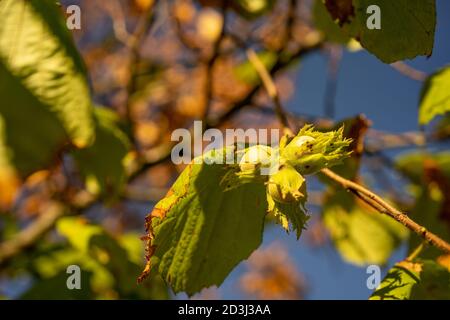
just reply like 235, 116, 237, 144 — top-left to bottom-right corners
0, 0, 95, 148
143, 150, 268, 295
323, 190, 408, 266
72, 108, 130, 197
370, 259, 450, 300
419, 67, 450, 125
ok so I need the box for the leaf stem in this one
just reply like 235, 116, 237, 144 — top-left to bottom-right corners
406, 241, 427, 261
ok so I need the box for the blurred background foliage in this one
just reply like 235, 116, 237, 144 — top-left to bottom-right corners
0, 0, 449, 299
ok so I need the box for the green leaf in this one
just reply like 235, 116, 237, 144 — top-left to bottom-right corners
72, 108, 130, 197
0, 61, 66, 176
323, 190, 408, 266
419, 67, 450, 125
370, 259, 450, 300
141, 127, 351, 294
313, 0, 351, 44
267, 164, 309, 238
395, 152, 450, 185
143, 150, 268, 295
267, 194, 309, 239
322, 0, 436, 63
21, 270, 94, 300
0, 0, 95, 148
407, 190, 450, 259
395, 152, 450, 259
55, 217, 168, 299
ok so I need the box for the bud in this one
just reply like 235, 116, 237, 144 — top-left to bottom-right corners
239, 145, 274, 172
266, 164, 309, 239
220, 145, 274, 191
280, 125, 352, 175
289, 135, 316, 148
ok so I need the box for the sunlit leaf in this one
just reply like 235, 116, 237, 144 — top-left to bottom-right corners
323, 190, 408, 266
419, 66, 450, 125
72, 108, 130, 197
396, 152, 450, 184
0, 0, 95, 148
267, 164, 309, 239
54, 217, 168, 299
396, 152, 450, 259
141, 150, 268, 295
141, 126, 351, 294
0, 61, 67, 176
370, 259, 450, 300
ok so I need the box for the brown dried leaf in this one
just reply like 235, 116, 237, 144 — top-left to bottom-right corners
324, 0, 355, 26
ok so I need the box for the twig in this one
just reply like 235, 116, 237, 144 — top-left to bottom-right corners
323, 45, 342, 119
99, 0, 133, 46
321, 168, 450, 253
406, 241, 427, 261
281, 0, 298, 49
125, 1, 158, 139
172, 0, 203, 55
390, 61, 427, 82
214, 38, 323, 125
246, 48, 293, 135
203, 3, 227, 121
0, 183, 158, 266
129, 38, 324, 180
0, 203, 66, 266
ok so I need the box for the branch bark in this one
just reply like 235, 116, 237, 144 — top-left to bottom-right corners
0, 203, 65, 266
321, 168, 450, 253
246, 48, 292, 135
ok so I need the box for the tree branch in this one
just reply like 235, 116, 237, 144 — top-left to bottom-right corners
210, 37, 323, 128
321, 168, 450, 253
323, 45, 342, 119
125, 1, 158, 140
0, 203, 65, 266
246, 35, 450, 255
390, 61, 427, 82
246, 48, 292, 135
203, 3, 228, 121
